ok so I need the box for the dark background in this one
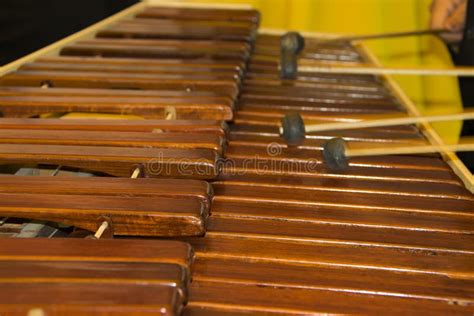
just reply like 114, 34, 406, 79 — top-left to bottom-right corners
0, 0, 138, 66
456, 0, 474, 171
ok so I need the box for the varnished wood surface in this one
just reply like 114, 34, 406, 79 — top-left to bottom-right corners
0, 238, 193, 267
178, 31, 473, 315
0, 117, 228, 136
61, 38, 250, 61
0, 176, 210, 236
0, 94, 234, 120
136, 6, 260, 23
97, 19, 256, 42
0, 16, 256, 120
206, 209, 474, 252
0, 6, 472, 315
241, 84, 398, 107
212, 182, 473, 216
35, 56, 246, 72
0, 283, 182, 316
0, 144, 219, 179
231, 123, 423, 140
0, 238, 194, 315
186, 280, 473, 315
249, 61, 379, 83
20, 60, 242, 77
215, 173, 472, 200
0, 129, 225, 153
0, 260, 185, 288
0, 175, 212, 210
0, 86, 236, 103
0, 71, 239, 104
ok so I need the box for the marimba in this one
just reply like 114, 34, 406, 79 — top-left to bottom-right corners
0, 2, 472, 315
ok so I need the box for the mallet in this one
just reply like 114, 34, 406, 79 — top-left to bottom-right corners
280, 32, 305, 80
323, 137, 474, 171
285, 28, 473, 77
319, 28, 451, 45
298, 63, 474, 77
281, 111, 474, 146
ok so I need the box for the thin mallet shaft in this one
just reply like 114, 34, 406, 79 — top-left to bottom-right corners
346, 141, 474, 157
322, 28, 449, 44
305, 110, 474, 133
298, 64, 474, 77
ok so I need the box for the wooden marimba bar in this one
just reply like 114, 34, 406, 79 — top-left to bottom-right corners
0, 3, 472, 315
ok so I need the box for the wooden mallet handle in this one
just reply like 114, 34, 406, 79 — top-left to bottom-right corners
321, 28, 450, 44
281, 111, 474, 146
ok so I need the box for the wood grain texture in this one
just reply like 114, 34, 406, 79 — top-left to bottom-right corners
136, 6, 260, 23
0, 176, 211, 236
20, 61, 242, 77
0, 69, 239, 96
187, 280, 473, 315
180, 31, 474, 315
0, 119, 225, 180
97, 19, 256, 42
0, 144, 220, 179
0, 175, 212, 210
35, 56, 246, 72
0, 94, 234, 120
0, 129, 225, 153
0, 238, 194, 315
0, 6, 472, 315
60, 38, 250, 61
0, 117, 228, 136
0, 238, 193, 268
0, 283, 183, 316
0, 238, 195, 314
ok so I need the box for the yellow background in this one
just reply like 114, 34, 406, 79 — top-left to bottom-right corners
186, 0, 463, 142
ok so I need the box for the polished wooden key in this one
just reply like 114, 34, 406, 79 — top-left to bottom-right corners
0, 238, 194, 315
0, 94, 234, 120
0, 129, 225, 153
61, 38, 251, 61
0, 117, 228, 136
0, 70, 239, 102
20, 60, 243, 77
97, 19, 256, 42
0, 176, 211, 236
0, 144, 220, 179
136, 6, 260, 24
35, 56, 246, 73
0, 283, 183, 316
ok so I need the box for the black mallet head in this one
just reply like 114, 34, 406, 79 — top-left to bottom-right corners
280, 32, 305, 80
323, 137, 349, 171
281, 112, 306, 146
280, 32, 305, 54
280, 51, 298, 79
